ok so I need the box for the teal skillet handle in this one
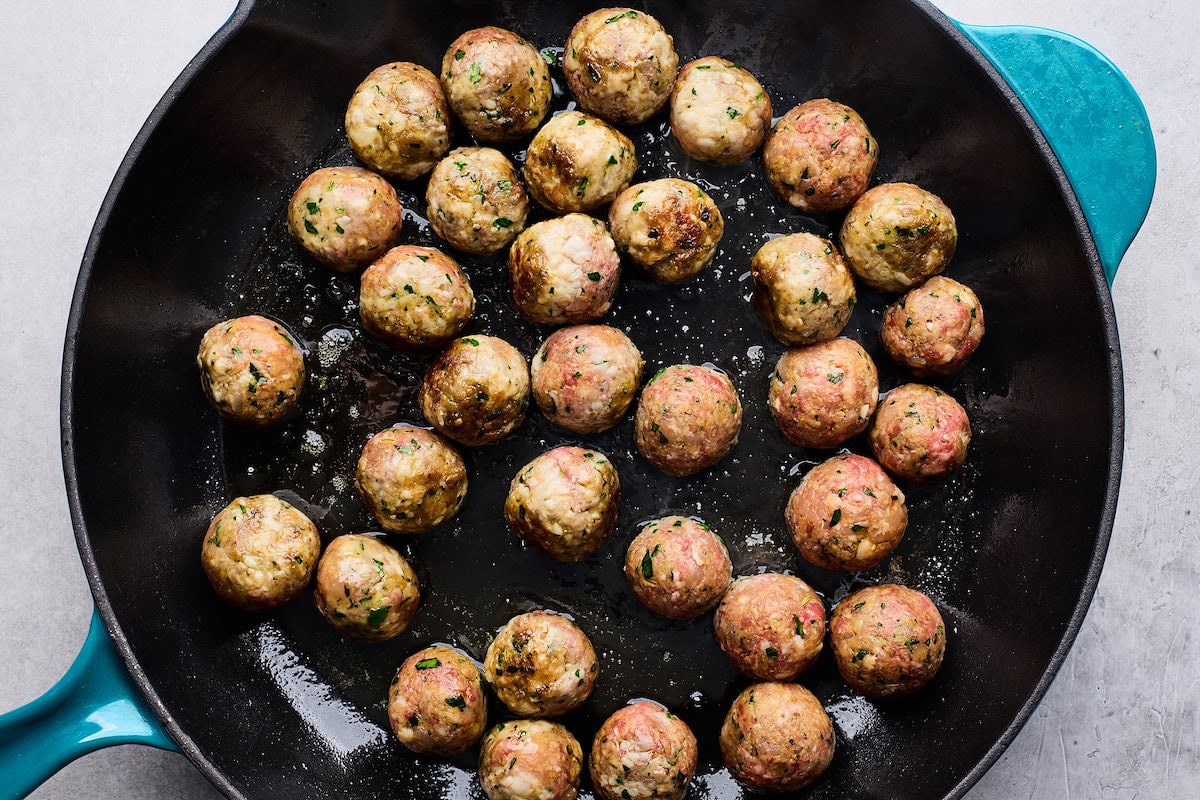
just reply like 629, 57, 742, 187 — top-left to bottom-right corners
954, 22, 1157, 285
0, 608, 176, 800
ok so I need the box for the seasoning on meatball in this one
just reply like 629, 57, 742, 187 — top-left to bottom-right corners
313, 533, 420, 642
345, 62, 453, 181
752, 233, 856, 346
763, 99, 878, 214
479, 720, 583, 800
608, 178, 724, 284
669, 57, 771, 165
523, 111, 637, 215
531, 325, 643, 434
201, 494, 321, 612
767, 338, 879, 449
426, 147, 529, 255
359, 245, 475, 351
713, 573, 826, 680
509, 214, 620, 325
624, 516, 732, 619
785, 453, 907, 572
869, 383, 971, 482
483, 610, 599, 717
830, 584, 947, 698
840, 182, 958, 293
355, 425, 468, 533
590, 701, 698, 800
197, 315, 305, 426
440, 27, 553, 143
635, 365, 742, 477
388, 645, 487, 756
882, 276, 984, 376
287, 166, 403, 271
504, 446, 621, 562
719, 682, 835, 792
419, 335, 530, 446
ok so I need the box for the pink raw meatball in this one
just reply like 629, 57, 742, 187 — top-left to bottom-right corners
624, 516, 732, 619
869, 383, 971, 482
882, 276, 985, 376
768, 338, 878, 449
713, 573, 826, 680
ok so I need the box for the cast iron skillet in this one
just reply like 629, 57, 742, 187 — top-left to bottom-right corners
62, 1, 1134, 797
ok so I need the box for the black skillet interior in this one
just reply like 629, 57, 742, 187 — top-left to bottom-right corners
65, 1, 1120, 798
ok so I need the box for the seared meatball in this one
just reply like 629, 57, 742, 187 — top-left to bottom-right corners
751, 233, 856, 346
288, 166, 403, 271
608, 178, 724, 284
830, 584, 947, 698
763, 99, 878, 214
785, 453, 907, 572
197, 315, 305, 426
504, 446, 621, 562
882, 276, 985, 376
635, 364, 742, 476
355, 425, 468, 533
427, 147, 529, 255
523, 111, 637, 214
359, 245, 474, 351
767, 338, 879, 449
441, 27, 553, 143
669, 57, 771, 165
869, 383, 971, 482
624, 516, 732, 619
590, 701, 697, 800
313, 534, 420, 642
713, 573, 826, 680
479, 720, 583, 800
531, 325, 643, 434
720, 683, 835, 792
484, 611, 598, 717
840, 182, 958, 293
345, 62, 452, 180
509, 214, 620, 324
419, 335, 530, 446
388, 645, 487, 756
201, 494, 320, 612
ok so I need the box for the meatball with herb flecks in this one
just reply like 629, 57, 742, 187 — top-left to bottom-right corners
590, 701, 697, 800
288, 166, 403, 271
523, 111, 637, 214
427, 147, 529, 255
752, 233, 856, 346
345, 62, 452, 180
197, 315, 305, 426
635, 364, 742, 476
720, 682, 835, 792
624, 516, 732, 620
388, 645, 487, 756
713, 573, 826, 680
313, 534, 420, 642
355, 425, 467, 534
531, 325, 643, 434
359, 245, 474, 351
768, 338, 878, 449
764, 99, 878, 214
441, 26, 553, 143
509, 214, 620, 325
882, 276, 985, 376
484, 610, 598, 718
479, 720, 583, 800
608, 178, 724, 284
840, 182, 958, 293
869, 383, 971, 482
419, 335, 530, 446
670, 57, 771, 165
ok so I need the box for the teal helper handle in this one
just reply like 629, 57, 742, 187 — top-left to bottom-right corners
0, 608, 176, 799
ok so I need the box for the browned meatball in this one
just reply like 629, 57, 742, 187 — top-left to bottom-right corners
840, 182, 958, 292
313, 534, 420, 642
440, 27, 553, 143
869, 384, 971, 482
751, 233, 856, 346
768, 338, 879, 449
635, 364, 742, 476
388, 645, 487, 756
523, 111, 637, 214
419, 335, 530, 446
479, 720, 583, 800
484, 611, 599, 717
608, 178, 724, 284
508, 214, 620, 325
359, 245, 474, 351
669, 57, 772, 165
530, 325, 644, 434
427, 147, 529, 255
197, 315, 305, 426
287, 166, 403, 271
720, 682, 835, 792
713, 573, 826, 680
624, 516, 732, 619
355, 425, 468, 534
345, 62, 452, 180
590, 701, 697, 800
763, 99, 878, 213
881, 276, 985, 376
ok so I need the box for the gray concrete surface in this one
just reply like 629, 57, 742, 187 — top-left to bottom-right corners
0, 1, 1194, 798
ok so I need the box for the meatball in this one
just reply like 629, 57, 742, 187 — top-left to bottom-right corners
634, 364, 742, 477
767, 338, 879, 449
590, 701, 697, 800
531, 325, 643, 434
763, 99, 878, 214
624, 516, 732, 620
840, 182, 958, 293
713, 573, 826, 680
484, 611, 598, 717
345, 62, 452, 180
785, 453, 907, 572
509, 214, 620, 325
563, 9, 678, 125
419, 335, 530, 446
719, 683, 835, 792
751, 233, 856, 346
881, 276, 985, 376
669, 57, 771, 165
440, 27, 553, 143
200, 494, 320, 612
355, 425, 468, 533
608, 178, 724, 284
523, 111, 637, 214
313, 533, 420, 642
504, 446, 621, 562
830, 584, 947, 698
426, 147, 529, 255
287, 166, 403, 271
869, 383, 971, 482
197, 315, 305, 426
479, 720, 583, 800
388, 645, 487, 756
359, 245, 475, 351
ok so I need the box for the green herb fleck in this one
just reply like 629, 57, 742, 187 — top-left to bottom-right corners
303, 219, 317, 235
444, 694, 467, 710
305, 201, 319, 215
587, 272, 601, 281
415, 657, 441, 670
367, 607, 391, 627
605, 10, 638, 23
468, 62, 481, 83
493, 217, 513, 229
829, 509, 842, 526
640, 549, 654, 579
